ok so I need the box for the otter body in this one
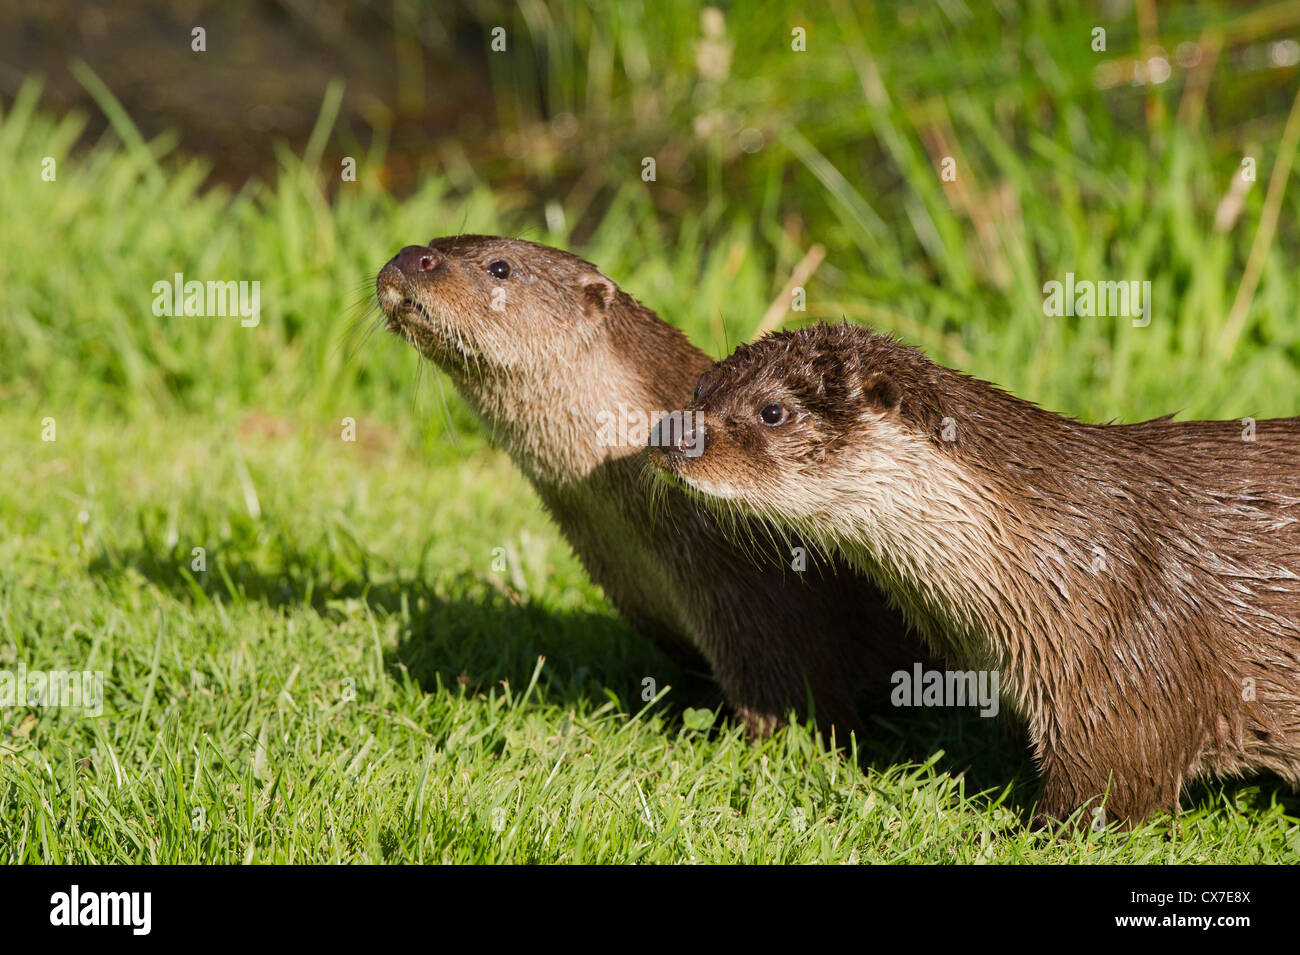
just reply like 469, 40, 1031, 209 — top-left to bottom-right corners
376, 238, 920, 736
656, 322, 1300, 823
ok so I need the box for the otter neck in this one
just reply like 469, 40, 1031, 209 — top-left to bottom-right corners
793, 429, 1095, 712
442, 324, 710, 488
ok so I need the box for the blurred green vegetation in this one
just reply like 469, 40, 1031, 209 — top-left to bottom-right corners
2, 0, 1299, 862
5, 2, 1300, 427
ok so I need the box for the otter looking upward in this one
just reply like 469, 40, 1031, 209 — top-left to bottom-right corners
376, 238, 921, 737
653, 321, 1300, 823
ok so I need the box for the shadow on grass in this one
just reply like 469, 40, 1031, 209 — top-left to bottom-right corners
379, 582, 727, 723
84, 540, 723, 719
872, 708, 1300, 828
857, 705, 1040, 819
92, 540, 1241, 825
1177, 774, 1300, 823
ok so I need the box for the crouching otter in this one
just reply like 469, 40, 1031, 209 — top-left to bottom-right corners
652, 321, 1300, 824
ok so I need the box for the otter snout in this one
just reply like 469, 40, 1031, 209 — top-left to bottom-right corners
650, 412, 707, 459
377, 245, 446, 318
391, 245, 443, 275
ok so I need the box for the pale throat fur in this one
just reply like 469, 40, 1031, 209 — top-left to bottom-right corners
411, 298, 661, 487
781, 420, 1030, 679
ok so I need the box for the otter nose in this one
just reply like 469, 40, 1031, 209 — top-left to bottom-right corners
678, 422, 706, 457
651, 414, 706, 458
391, 245, 442, 274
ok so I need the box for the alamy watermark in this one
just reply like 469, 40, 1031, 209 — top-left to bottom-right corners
0, 663, 104, 717
152, 272, 260, 327
597, 407, 703, 457
891, 663, 1000, 717
49, 885, 150, 935
1042, 272, 1151, 327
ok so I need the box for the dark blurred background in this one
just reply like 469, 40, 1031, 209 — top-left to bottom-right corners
7, 0, 1300, 232
5, 0, 1300, 422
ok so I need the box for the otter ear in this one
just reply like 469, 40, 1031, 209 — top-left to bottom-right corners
863, 372, 902, 411
581, 276, 617, 316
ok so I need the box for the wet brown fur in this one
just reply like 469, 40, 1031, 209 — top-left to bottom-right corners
658, 321, 1300, 824
376, 239, 922, 738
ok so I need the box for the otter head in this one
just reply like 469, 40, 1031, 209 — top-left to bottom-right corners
376, 234, 702, 484
376, 235, 618, 374
651, 324, 933, 526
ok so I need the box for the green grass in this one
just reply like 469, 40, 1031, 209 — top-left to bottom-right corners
6, 417, 1297, 862
4, 0, 1300, 861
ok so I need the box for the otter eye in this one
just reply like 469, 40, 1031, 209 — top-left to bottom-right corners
692, 383, 701, 402
760, 404, 785, 426
488, 260, 511, 279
